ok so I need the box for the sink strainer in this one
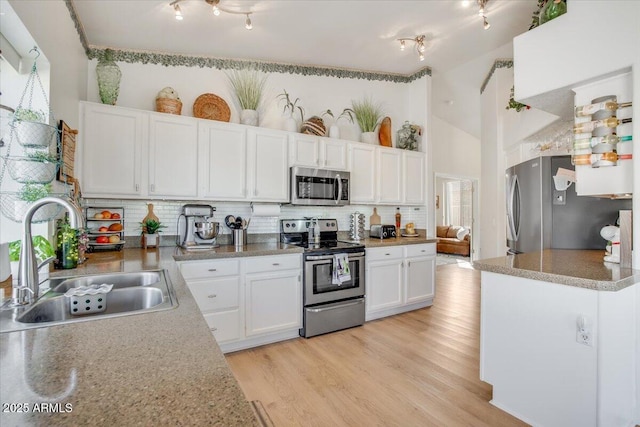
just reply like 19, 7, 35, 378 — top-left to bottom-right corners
64, 284, 113, 315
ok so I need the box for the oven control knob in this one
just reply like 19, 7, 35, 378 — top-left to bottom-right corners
331, 222, 336, 227
326, 222, 330, 227
382, 231, 387, 238
291, 223, 296, 228
285, 223, 290, 228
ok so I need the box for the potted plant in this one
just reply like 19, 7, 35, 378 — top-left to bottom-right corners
140, 218, 166, 248
278, 89, 305, 132
321, 108, 355, 139
11, 107, 58, 148
350, 97, 384, 144
5, 151, 58, 184
225, 68, 268, 126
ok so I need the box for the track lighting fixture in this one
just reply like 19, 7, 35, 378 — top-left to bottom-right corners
397, 35, 427, 62
476, 0, 490, 30
169, 0, 255, 30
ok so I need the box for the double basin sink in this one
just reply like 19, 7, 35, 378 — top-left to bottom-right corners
0, 270, 177, 333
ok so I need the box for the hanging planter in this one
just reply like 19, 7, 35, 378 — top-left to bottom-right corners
4, 155, 58, 184
96, 49, 122, 105
10, 108, 58, 148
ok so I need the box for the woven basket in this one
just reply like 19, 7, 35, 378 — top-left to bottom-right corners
156, 98, 183, 115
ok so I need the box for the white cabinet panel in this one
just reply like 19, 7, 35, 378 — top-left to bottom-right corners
248, 129, 289, 202
198, 121, 247, 199
289, 134, 319, 167
322, 138, 349, 170
366, 259, 404, 312
148, 113, 198, 198
245, 270, 302, 336
187, 276, 241, 312
405, 256, 435, 303
80, 103, 144, 197
179, 259, 240, 279
378, 148, 402, 204
349, 143, 377, 203
403, 151, 425, 205
203, 310, 242, 343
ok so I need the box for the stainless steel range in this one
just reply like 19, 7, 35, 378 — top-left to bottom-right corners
280, 218, 365, 338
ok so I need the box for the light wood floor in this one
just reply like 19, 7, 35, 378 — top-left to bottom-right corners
226, 264, 528, 427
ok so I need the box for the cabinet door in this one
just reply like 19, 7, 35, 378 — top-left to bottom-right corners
378, 148, 402, 204
289, 134, 319, 167
198, 121, 247, 199
321, 139, 348, 170
349, 143, 376, 203
248, 129, 289, 202
403, 151, 425, 205
80, 103, 144, 196
186, 276, 241, 313
366, 259, 404, 312
245, 270, 302, 336
148, 113, 198, 198
405, 256, 435, 303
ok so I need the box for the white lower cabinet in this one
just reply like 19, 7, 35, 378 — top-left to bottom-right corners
179, 253, 302, 353
366, 243, 436, 321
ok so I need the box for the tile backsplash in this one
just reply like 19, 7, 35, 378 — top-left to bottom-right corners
82, 199, 427, 238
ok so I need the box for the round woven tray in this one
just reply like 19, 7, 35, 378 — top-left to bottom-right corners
193, 93, 231, 122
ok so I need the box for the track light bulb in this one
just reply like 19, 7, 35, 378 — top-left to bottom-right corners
212, 5, 220, 16
245, 14, 253, 30
478, 6, 484, 16
419, 52, 425, 62
418, 41, 426, 53
400, 40, 406, 51
174, 4, 183, 20
483, 17, 490, 30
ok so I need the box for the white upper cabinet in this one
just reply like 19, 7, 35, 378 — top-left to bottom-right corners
80, 102, 144, 197
198, 120, 247, 200
247, 128, 289, 202
377, 147, 403, 204
349, 143, 377, 203
403, 150, 426, 205
148, 113, 198, 198
289, 134, 348, 171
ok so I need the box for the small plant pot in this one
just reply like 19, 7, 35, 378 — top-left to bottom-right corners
5, 157, 58, 184
361, 131, 377, 144
12, 120, 58, 148
240, 109, 259, 126
143, 233, 159, 249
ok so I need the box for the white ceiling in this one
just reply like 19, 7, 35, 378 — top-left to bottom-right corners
43, 1, 537, 137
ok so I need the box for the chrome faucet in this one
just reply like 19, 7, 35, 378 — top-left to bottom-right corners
12, 197, 82, 306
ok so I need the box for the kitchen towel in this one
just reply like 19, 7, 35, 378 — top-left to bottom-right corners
251, 203, 281, 217
332, 253, 351, 285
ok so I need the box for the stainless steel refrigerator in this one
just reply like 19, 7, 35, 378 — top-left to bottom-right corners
506, 156, 631, 254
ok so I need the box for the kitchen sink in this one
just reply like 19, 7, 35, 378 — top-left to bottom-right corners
0, 269, 177, 333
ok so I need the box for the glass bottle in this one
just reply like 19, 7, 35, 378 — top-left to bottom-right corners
573, 117, 632, 134
575, 101, 632, 117
395, 207, 401, 230
540, 0, 567, 25
55, 218, 79, 269
96, 48, 122, 105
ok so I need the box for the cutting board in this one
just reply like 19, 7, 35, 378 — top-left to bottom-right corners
378, 117, 392, 147
370, 207, 381, 225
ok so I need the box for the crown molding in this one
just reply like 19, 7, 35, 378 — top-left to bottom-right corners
65, 0, 431, 84
480, 59, 514, 94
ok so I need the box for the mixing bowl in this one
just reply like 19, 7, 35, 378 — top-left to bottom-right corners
195, 221, 219, 240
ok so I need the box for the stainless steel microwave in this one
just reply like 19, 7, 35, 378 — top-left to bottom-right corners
290, 166, 350, 206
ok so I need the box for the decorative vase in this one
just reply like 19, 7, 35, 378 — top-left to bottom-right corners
396, 121, 420, 151
361, 131, 377, 144
54, 219, 78, 270
240, 109, 259, 126
96, 49, 122, 105
329, 124, 340, 139
283, 113, 298, 132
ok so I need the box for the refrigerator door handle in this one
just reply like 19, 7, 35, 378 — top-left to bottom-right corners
508, 175, 520, 241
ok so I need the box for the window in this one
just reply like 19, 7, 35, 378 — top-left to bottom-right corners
444, 180, 472, 229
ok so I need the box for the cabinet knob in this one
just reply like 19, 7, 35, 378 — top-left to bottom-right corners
207, 294, 217, 298
272, 263, 280, 266
385, 253, 391, 256
210, 327, 217, 332
208, 268, 217, 272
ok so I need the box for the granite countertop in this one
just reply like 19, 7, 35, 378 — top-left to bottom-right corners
473, 249, 640, 291
0, 247, 260, 427
173, 241, 303, 261
361, 236, 437, 248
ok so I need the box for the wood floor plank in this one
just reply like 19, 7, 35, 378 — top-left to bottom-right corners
226, 263, 528, 426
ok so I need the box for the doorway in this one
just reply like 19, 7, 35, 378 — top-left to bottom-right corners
434, 173, 478, 261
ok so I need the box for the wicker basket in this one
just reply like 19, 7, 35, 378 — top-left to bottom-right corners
156, 98, 183, 115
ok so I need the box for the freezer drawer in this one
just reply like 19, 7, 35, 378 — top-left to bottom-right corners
301, 297, 365, 338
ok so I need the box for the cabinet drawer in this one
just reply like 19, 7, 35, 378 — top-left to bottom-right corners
187, 276, 240, 312
203, 310, 241, 343
244, 254, 301, 274
366, 246, 404, 262
179, 259, 240, 279
405, 243, 436, 258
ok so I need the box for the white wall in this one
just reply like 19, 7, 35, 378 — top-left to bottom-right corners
431, 116, 480, 178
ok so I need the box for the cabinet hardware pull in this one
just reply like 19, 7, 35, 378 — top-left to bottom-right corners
210, 327, 217, 332
208, 269, 217, 272
135, 184, 139, 192
207, 294, 217, 298
385, 253, 391, 256
150, 184, 155, 192
408, 261, 411, 267
421, 250, 426, 252
272, 263, 280, 266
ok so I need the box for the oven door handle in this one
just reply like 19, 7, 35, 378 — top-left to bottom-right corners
306, 299, 364, 313
305, 252, 365, 261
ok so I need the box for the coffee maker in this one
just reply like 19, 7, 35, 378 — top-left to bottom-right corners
177, 204, 219, 250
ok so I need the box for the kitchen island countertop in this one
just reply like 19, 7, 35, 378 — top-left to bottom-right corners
473, 249, 640, 291
0, 247, 260, 427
